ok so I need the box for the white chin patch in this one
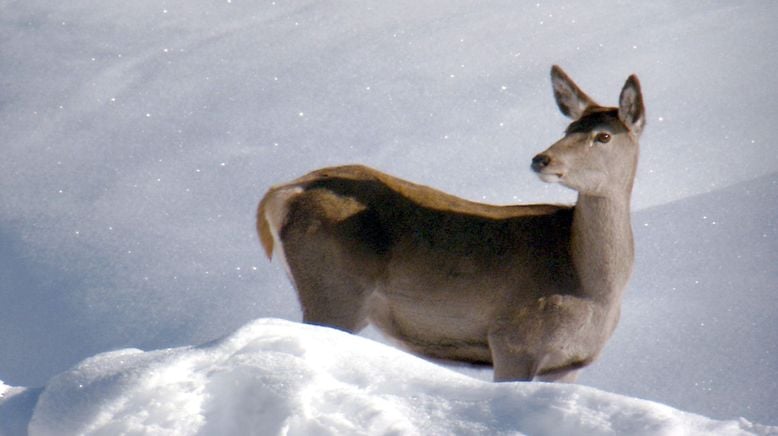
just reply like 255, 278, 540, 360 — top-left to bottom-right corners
539, 173, 562, 183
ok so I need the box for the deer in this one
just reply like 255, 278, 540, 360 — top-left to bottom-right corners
257, 65, 645, 382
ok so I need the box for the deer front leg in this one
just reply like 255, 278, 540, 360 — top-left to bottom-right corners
488, 294, 599, 382
537, 367, 581, 383
488, 343, 543, 382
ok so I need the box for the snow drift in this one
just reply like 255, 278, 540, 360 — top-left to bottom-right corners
2, 319, 772, 436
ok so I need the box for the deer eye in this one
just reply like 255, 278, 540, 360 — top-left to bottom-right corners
594, 132, 611, 143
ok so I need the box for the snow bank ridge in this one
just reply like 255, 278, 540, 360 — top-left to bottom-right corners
13, 319, 772, 435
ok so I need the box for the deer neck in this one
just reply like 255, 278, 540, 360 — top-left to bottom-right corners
571, 192, 634, 303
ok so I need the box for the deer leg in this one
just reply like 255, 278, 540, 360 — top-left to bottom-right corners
537, 368, 580, 383
488, 317, 548, 382
488, 338, 544, 382
285, 248, 373, 333
488, 294, 598, 382
283, 221, 376, 333
295, 277, 371, 333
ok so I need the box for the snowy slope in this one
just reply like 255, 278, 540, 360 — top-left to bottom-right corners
2, 318, 774, 436
2, 0, 778, 430
580, 173, 778, 424
2, 175, 775, 434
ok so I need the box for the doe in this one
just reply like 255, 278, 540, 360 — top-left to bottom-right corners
258, 65, 645, 382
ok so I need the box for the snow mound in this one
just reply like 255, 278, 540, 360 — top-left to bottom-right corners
24, 319, 770, 436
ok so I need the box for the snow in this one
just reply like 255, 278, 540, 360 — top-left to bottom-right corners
2, 0, 778, 433
1, 319, 769, 435
580, 174, 778, 422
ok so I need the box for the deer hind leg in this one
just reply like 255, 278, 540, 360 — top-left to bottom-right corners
280, 229, 376, 332
280, 192, 383, 333
294, 272, 372, 333
488, 294, 597, 382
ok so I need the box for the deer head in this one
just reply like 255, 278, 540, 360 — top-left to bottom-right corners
532, 65, 645, 197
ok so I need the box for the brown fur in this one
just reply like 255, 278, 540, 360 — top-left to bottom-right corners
257, 66, 645, 382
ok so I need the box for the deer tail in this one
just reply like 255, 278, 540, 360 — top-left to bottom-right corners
257, 185, 302, 260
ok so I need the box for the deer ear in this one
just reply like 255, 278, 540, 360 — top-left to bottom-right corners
618, 75, 645, 136
551, 65, 596, 120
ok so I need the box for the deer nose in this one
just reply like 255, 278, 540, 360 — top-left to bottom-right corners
531, 154, 550, 172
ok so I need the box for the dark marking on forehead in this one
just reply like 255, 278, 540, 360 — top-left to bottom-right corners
565, 108, 624, 134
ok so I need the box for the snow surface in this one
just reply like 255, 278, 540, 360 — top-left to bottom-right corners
1, 318, 773, 436
579, 173, 778, 424
2, 0, 778, 432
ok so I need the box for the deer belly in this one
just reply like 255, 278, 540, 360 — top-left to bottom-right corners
367, 282, 496, 364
